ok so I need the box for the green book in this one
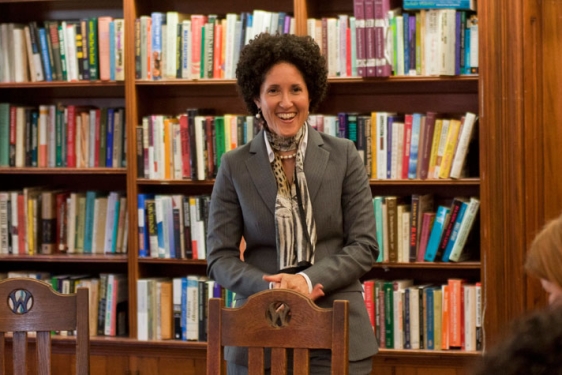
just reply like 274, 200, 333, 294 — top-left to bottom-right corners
88, 18, 99, 80
55, 107, 64, 167
214, 116, 225, 169
57, 24, 68, 81
75, 194, 87, 253
0, 103, 9, 166
200, 25, 205, 78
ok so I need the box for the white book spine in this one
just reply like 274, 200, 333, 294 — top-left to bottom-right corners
181, 21, 192, 79
65, 24, 79, 81
172, 123, 182, 179
137, 279, 149, 340
450, 112, 477, 179
165, 13, 179, 78
12, 27, 27, 83
194, 116, 205, 181
114, 19, 125, 81
9, 192, 18, 254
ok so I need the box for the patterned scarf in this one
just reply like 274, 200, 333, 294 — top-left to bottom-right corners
266, 126, 317, 273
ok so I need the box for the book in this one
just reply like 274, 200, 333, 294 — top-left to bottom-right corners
437, 118, 462, 179
435, 197, 467, 261
409, 193, 434, 262
449, 197, 480, 262
448, 278, 465, 348
450, 112, 478, 179
403, 0, 477, 10
441, 200, 469, 261
416, 212, 436, 262
423, 205, 451, 262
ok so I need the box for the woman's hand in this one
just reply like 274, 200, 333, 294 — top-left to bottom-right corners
263, 273, 325, 301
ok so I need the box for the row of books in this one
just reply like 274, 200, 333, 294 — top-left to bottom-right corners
324, 111, 478, 180
5, 271, 128, 337
373, 194, 480, 263
135, 10, 294, 81
137, 275, 234, 342
137, 109, 477, 182
0, 103, 127, 169
0, 18, 125, 83
351, 3, 478, 77
0, 189, 128, 256
137, 111, 256, 181
137, 194, 209, 260
363, 278, 482, 351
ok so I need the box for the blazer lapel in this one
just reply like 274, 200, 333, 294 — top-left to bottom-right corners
303, 126, 329, 202
246, 130, 277, 215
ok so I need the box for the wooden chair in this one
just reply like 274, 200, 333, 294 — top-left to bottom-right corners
207, 289, 349, 375
0, 277, 90, 375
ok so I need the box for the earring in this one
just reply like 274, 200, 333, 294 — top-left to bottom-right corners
256, 108, 262, 119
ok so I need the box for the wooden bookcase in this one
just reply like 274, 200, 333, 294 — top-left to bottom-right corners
1, 0, 560, 374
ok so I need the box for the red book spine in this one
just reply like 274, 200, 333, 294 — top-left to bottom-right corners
66, 106, 76, 167
179, 114, 191, 179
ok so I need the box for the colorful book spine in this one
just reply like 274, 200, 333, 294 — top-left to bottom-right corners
423, 205, 450, 262
441, 200, 468, 261
403, 0, 476, 10
38, 28, 53, 81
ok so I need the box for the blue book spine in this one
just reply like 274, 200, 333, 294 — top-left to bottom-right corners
425, 287, 435, 349
408, 113, 422, 179
442, 201, 468, 261
386, 117, 393, 179
463, 27, 471, 75
83, 191, 97, 253
151, 12, 165, 80
110, 197, 120, 253
408, 15, 416, 72
337, 112, 348, 139
38, 28, 53, 81
455, 11, 462, 75
424, 206, 451, 261
403, 0, 474, 10
373, 197, 384, 262
105, 108, 115, 167
181, 277, 188, 340
109, 21, 116, 81
403, 13, 410, 75
155, 196, 165, 257
277, 12, 286, 35
137, 193, 154, 257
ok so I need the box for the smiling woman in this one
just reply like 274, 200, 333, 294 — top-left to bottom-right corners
206, 33, 379, 375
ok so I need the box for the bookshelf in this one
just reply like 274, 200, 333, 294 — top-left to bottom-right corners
2, 0, 559, 374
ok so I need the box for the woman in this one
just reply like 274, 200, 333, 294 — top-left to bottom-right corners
206, 33, 379, 374
525, 212, 562, 305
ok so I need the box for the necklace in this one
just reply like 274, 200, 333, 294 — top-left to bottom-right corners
278, 153, 297, 160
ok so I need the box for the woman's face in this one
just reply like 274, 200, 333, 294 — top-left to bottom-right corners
254, 62, 310, 138
540, 278, 562, 305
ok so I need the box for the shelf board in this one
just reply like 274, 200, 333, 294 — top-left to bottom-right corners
373, 261, 481, 269
369, 178, 480, 186
138, 258, 207, 266
0, 254, 127, 263
136, 178, 478, 186
137, 178, 215, 186
377, 348, 481, 359
0, 81, 124, 88
0, 167, 126, 174
135, 75, 478, 86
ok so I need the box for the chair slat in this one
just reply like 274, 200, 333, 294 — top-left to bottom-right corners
248, 347, 265, 375
37, 331, 51, 375
270, 347, 287, 375
12, 331, 27, 375
293, 348, 309, 375
0, 332, 5, 375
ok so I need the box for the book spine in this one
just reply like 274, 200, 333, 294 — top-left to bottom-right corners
38, 28, 53, 81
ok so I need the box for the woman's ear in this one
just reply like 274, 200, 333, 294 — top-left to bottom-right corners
254, 98, 260, 109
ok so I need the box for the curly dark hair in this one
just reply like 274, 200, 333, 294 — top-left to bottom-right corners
235, 33, 328, 116
470, 305, 562, 375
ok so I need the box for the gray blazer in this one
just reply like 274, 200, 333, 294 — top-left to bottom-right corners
207, 125, 379, 365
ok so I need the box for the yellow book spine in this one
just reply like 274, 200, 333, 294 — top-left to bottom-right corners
427, 119, 443, 178
438, 119, 461, 179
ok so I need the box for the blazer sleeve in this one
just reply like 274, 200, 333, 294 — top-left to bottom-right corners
206, 153, 271, 298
